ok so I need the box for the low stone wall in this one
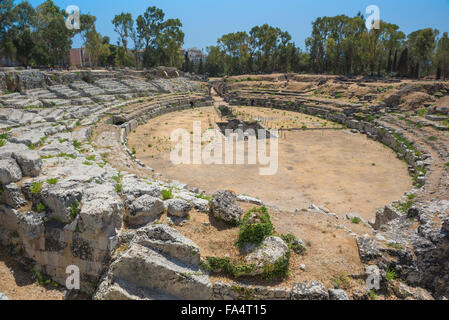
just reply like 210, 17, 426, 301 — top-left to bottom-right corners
118, 96, 214, 167
212, 281, 292, 300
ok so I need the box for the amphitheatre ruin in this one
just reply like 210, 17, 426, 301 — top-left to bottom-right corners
0, 66, 448, 301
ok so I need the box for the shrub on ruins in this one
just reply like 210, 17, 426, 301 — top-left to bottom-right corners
30, 181, 43, 194
161, 189, 173, 200
280, 233, 306, 254
236, 207, 274, 249
69, 201, 80, 220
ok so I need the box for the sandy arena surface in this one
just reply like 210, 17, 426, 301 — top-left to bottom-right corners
128, 105, 412, 219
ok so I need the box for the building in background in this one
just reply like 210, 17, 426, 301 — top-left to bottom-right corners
70, 48, 88, 67
183, 47, 207, 64
0, 51, 17, 67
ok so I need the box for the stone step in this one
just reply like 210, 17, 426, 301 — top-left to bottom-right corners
94, 278, 179, 300
108, 243, 211, 300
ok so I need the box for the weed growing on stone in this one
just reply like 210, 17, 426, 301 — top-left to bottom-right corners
30, 181, 43, 194
236, 207, 274, 249
161, 189, 174, 200
70, 201, 80, 220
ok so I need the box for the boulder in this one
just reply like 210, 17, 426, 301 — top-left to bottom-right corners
125, 195, 164, 226
210, 190, 243, 224
329, 289, 350, 300
166, 199, 192, 218
121, 175, 161, 199
0, 183, 26, 208
18, 211, 45, 239
37, 180, 83, 223
95, 225, 211, 300
131, 224, 201, 265
79, 184, 123, 236
357, 237, 381, 264
393, 282, 434, 300
246, 236, 289, 275
0, 143, 42, 177
292, 281, 329, 300
12, 150, 42, 177
373, 205, 401, 230
0, 158, 22, 184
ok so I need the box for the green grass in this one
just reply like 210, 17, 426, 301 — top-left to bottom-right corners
201, 252, 290, 280
30, 181, 43, 194
332, 272, 351, 289
72, 140, 82, 150
37, 202, 46, 212
407, 194, 417, 200
57, 153, 76, 159
46, 178, 58, 185
0, 139, 6, 147
69, 201, 80, 220
86, 155, 96, 161
427, 136, 437, 142
351, 217, 361, 224
387, 242, 404, 250
393, 133, 416, 151
161, 189, 173, 200
195, 193, 211, 201
394, 201, 414, 214
386, 268, 396, 282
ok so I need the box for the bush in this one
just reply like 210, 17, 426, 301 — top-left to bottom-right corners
236, 207, 274, 249
280, 234, 306, 254
201, 257, 255, 278
161, 189, 173, 200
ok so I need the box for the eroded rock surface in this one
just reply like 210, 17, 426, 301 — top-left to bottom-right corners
210, 190, 243, 224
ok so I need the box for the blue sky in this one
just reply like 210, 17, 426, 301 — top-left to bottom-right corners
26, 0, 449, 51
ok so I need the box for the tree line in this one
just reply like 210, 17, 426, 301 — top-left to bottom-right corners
1, 2, 448, 79
0, 1, 184, 69
204, 13, 449, 79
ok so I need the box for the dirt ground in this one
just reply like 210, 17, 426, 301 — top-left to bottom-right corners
0, 247, 64, 300
128, 105, 412, 220
166, 203, 369, 296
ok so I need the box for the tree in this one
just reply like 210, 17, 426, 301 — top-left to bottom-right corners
34, 0, 75, 66
155, 18, 184, 68
408, 28, 438, 78
8, 1, 36, 66
112, 12, 133, 51
205, 45, 225, 76
85, 26, 110, 67
436, 32, 449, 79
